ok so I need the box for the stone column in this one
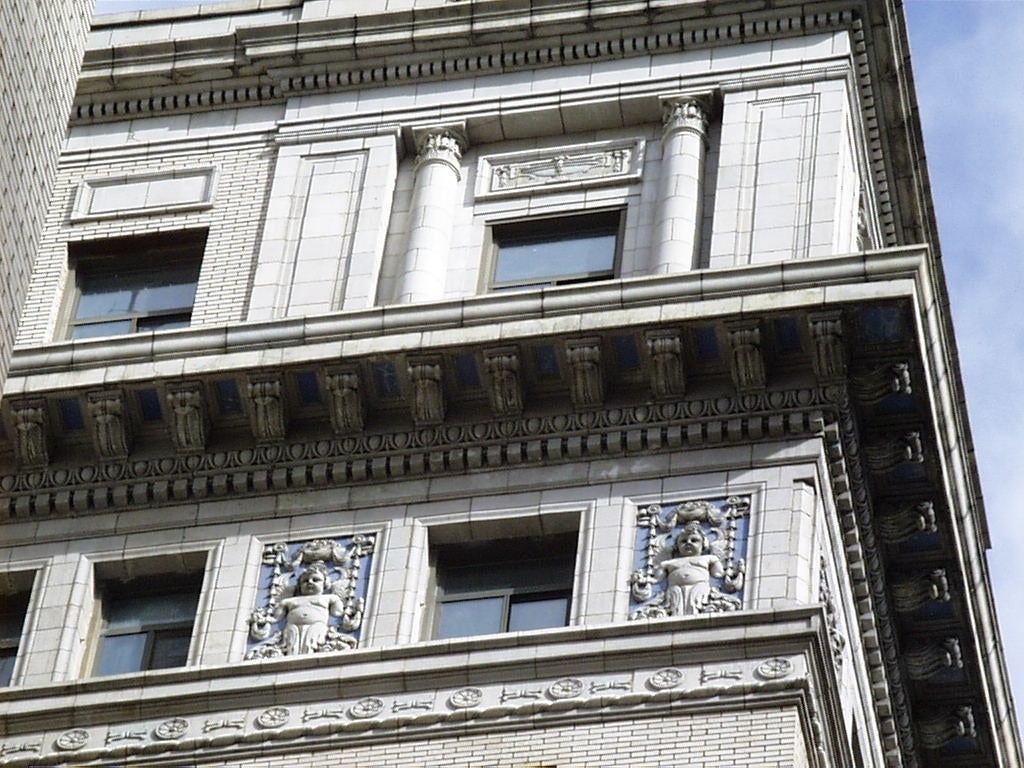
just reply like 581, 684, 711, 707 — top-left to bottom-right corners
651, 97, 710, 274
395, 125, 467, 304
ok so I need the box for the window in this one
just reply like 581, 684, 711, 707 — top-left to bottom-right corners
433, 532, 577, 639
68, 230, 206, 339
0, 590, 29, 686
489, 210, 621, 290
93, 573, 201, 676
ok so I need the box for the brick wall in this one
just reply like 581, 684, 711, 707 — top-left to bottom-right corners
0, 1, 92, 385
207, 707, 809, 768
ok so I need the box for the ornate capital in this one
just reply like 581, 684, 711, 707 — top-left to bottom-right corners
247, 374, 286, 442
166, 382, 210, 453
324, 369, 364, 434
86, 390, 132, 460
726, 321, 766, 392
10, 399, 50, 467
413, 124, 468, 177
408, 358, 445, 425
565, 338, 604, 408
483, 347, 523, 417
645, 330, 686, 400
662, 96, 710, 140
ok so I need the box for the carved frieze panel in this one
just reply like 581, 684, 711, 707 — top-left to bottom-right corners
246, 535, 375, 659
475, 138, 644, 199
629, 496, 749, 619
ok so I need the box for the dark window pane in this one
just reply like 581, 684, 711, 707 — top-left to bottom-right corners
137, 389, 163, 421
149, 629, 192, 670
296, 371, 322, 404
492, 211, 620, 288
95, 632, 148, 676
215, 379, 242, 413
105, 591, 199, 630
437, 596, 505, 639
136, 314, 192, 332
509, 596, 569, 632
59, 398, 85, 430
75, 281, 134, 317
0, 648, 16, 686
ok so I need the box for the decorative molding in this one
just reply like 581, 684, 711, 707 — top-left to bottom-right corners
70, 168, 216, 223
629, 497, 749, 619
1, 388, 834, 517
476, 139, 644, 199
0, 659, 809, 767
818, 556, 847, 671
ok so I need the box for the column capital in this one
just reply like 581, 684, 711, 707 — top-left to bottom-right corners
412, 123, 468, 176
661, 95, 711, 139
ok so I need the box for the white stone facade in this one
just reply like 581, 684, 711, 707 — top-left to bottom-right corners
0, 2, 1019, 768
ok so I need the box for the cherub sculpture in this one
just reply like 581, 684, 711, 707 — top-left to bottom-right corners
277, 561, 346, 655
661, 522, 743, 615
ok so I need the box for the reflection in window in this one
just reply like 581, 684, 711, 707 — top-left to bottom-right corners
490, 210, 621, 290
0, 591, 29, 686
433, 532, 577, 640
94, 574, 202, 677
68, 230, 206, 339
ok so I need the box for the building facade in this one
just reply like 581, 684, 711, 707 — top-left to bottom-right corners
0, 1, 93, 391
0, 1, 1019, 767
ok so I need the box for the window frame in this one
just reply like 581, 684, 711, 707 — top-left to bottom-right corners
430, 531, 578, 640
65, 229, 207, 341
92, 572, 203, 677
485, 208, 625, 292
0, 589, 30, 687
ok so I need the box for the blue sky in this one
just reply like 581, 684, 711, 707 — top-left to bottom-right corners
92, 0, 1024, 731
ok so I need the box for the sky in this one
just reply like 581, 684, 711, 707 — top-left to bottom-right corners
91, 0, 1024, 733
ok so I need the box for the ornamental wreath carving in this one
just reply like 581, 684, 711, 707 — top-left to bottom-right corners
246, 535, 375, 659
629, 497, 749, 619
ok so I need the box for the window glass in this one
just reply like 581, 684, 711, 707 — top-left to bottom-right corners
508, 595, 570, 632
94, 632, 148, 676
437, 596, 505, 639
491, 210, 621, 290
0, 590, 29, 687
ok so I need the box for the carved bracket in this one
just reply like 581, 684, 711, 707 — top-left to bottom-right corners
86, 390, 132, 460
808, 311, 847, 381
904, 638, 963, 681
864, 431, 924, 472
166, 382, 210, 453
851, 361, 912, 403
10, 399, 50, 468
482, 347, 523, 417
917, 706, 975, 750
645, 330, 686, 400
407, 357, 445, 425
890, 568, 950, 613
324, 368, 365, 434
565, 338, 604, 408
246, 374, 286, 442
876, 500, 938, 544
725, 321, 766, 392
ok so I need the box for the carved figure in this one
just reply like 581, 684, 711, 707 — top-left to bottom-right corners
726, 323, 766, 392
646, 331, 685, 399
277, 562, 345, 655
408, 360, 444, 425
483, 348, 523, 416
325, 370, 364, 433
